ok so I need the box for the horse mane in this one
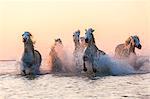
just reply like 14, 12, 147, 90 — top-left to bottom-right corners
91, 33, 95, 44
125, 37, 132, 45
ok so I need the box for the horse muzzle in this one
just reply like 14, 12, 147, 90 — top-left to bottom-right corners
137, 44, 142, 49
22, 38, 27, 42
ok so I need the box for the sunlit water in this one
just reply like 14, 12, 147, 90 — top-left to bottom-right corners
0, 59, 150, 99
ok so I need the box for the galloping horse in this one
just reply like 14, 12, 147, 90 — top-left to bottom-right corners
73, 30, 86, 72
83, 28, 106, 76
115, 35, 142, 58
21, 32, 42, 76
73, 30, 80, 52
115, 35, 142, 69
49, 38, 64, 73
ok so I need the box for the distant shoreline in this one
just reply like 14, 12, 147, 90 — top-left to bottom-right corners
0, 60, 16, 62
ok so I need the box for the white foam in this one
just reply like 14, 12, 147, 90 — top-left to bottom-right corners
93, 54, 150, 75
93, 55, 135, 75
47, 40, 150, 75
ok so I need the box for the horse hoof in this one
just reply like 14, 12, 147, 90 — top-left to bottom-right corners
21, 70, 26, 76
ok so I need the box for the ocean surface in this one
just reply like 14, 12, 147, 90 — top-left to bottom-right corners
0, 59, 150, 99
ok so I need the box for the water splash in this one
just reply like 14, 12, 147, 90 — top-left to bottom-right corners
48, 41, 150, 76
93, 54, 150, 75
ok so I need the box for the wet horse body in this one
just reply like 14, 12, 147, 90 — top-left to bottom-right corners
115, 35, 142, 58
83, 28, 106, 76
49, 38, 64, 73
73, 30, 86, 72
115, 35, 142, 69
49, 38, 72, 73
21, 32, 42, 76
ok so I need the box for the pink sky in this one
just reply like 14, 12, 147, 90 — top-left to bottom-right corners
0, 0, 150, 60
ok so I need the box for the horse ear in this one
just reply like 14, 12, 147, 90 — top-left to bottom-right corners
55, 39, 57, 42
125, 37, 132, 45
92, 29, 95, 32
78, 30, 80, 35
78, 32, 80, 35
29, 33, 32, 36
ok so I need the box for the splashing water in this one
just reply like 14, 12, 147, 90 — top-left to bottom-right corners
48, 43, 81, 73
48, 42, 150, 76
91, 54, 150, 75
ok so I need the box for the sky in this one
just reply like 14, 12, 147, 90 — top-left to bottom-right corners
0, 0, 150, 60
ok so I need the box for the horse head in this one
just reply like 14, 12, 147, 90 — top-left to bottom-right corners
125, 35, 142, 49
73, 30, 80, 42
22, 31, 32, 43
55, 38, 62, 45
84, 28, 95, 44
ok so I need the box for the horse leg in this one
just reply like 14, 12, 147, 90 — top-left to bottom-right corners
83, 56, 88, 72
92, 67, 97, 73
21, 63, 27, 76
27, 66, 36, 79
92, 63, 97, 73
83, 61, 87, 72
21, 70, 26, 76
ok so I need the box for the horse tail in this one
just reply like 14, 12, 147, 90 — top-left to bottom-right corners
34, 50, 42, 64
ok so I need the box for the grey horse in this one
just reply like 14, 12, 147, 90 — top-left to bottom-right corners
115, 35, 142, 58
83, 28, 106, 76
73, 30, 81, 52
73, 30, 86, 72
21, 32, 42, 76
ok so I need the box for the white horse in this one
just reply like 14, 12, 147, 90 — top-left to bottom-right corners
21, 32, 42, 77
83, 29, 137, 77
83, 28, 106, 77
73, 30, 86, 72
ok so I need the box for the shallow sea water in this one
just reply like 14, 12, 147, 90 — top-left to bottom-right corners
0, 61, 150, 99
